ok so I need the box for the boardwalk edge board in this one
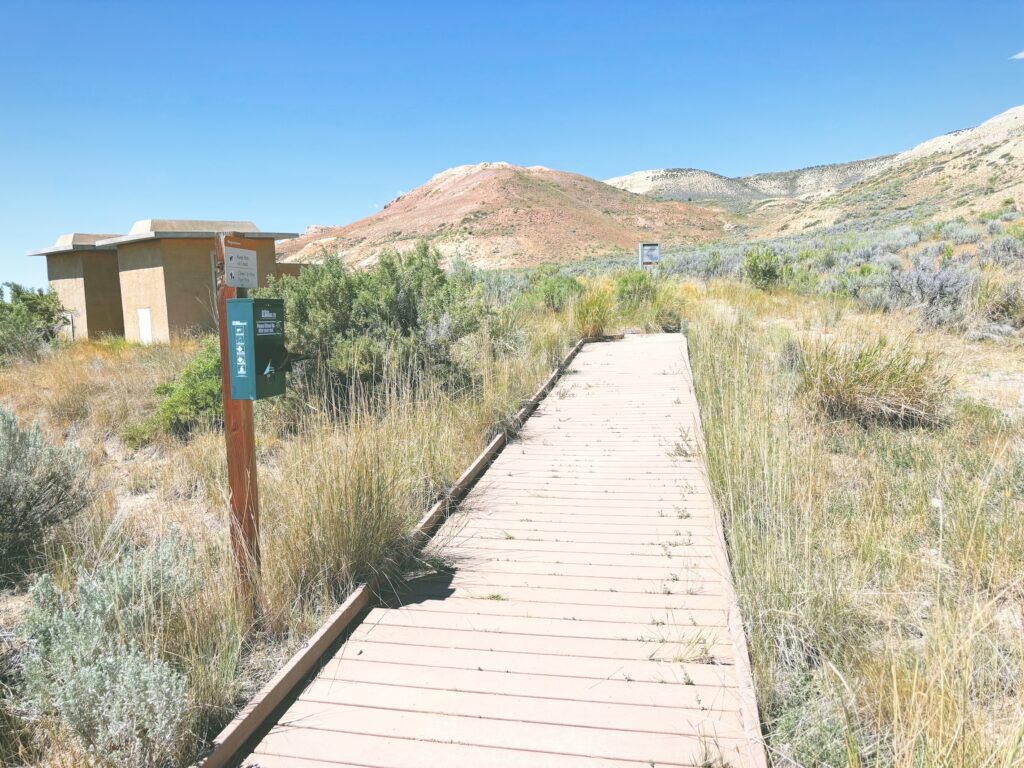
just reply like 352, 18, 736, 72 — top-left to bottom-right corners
199, 337, 591, 768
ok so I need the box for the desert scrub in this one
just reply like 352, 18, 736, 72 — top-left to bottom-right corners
0, 283, 66, 363
613, 269, 656, 311
0, 407, 91, 579
18, 535, 245, 767
261, 242, 484, 393
20, 541, 195, 767
653, 282, 687, 332
742, 244, 783, 290
689, 302, 1024, 767
122, 337, 224, 447
0, 338, 197, 440
526, 266, 583, 312
572, 284, 613, 338
797, 336, 952, 427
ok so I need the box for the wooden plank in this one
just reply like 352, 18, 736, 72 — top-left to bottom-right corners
378, 597, 730, 627
316, 658, 740, 707
249, 733, 660, 768
346, 624, 735, 663
297, 680, 746, 736
429, 571, 725, 594
262, 700, 749, 766
402, 581, 732, 610
327, 640, 738, 687
358, 606, 729, 642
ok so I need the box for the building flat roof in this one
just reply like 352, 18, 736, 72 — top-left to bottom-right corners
95, 219, 297, 246
27, 233, 122, 256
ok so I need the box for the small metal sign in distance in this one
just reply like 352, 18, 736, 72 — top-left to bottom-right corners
639, 242, 660, 268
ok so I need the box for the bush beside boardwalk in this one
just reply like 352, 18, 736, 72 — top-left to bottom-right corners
1, 227, 1024, 765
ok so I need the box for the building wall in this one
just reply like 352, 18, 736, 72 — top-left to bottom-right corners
118, 237, 281, 343
81, 252, 124, 338
46, 253, 87, 339
161, 240, 219, 336
274, 261, 304, 279
117, 241, 170, 343
161, 239, 279, 336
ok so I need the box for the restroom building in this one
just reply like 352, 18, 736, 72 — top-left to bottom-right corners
29, 219, 298, 344
27, 233, 125, 339
97, 220, 295, 343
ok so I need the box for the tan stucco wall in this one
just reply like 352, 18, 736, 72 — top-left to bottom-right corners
46, 253, 86, 339
161, 240, 219, 336
162, 239, 278, 336
274, 262, 305, 279
117, 241, 170, 343
117, 238, 280, 343
81, 252, 124, 338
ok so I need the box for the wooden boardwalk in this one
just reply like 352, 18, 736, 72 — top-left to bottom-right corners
245, 334, 765, 768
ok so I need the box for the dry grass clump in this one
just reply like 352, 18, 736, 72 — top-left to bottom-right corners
571, 284, 614, 338
0, 338, 196, 439
798, 336, 952, 427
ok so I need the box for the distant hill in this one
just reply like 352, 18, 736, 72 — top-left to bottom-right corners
277, 163, 723, 268
606, 105, 1024, 235
278, 106, 1024, 269
604, 156, 893, 210
778, 105, 1024, 233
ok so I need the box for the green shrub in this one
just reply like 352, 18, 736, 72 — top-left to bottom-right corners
262, 241, 484, 389
0, 283, 66, 362
0, 407, 91, 578
19, 539, 197, 767
152, 337, 223, 434
527, 267, 583, 312
742, 245, 783, 290
573, 286, 614, 338
798, 337, 951, 427
614, 269, 656, 311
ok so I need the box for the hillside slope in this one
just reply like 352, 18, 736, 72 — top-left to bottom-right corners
277, 163, 724, 268
607, 105, 1024, 235
605, 155, 893, 210
779, 105, 1024, 232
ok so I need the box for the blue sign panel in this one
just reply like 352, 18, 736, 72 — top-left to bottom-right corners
225, 298, 287, 401
227, 300, 257, 400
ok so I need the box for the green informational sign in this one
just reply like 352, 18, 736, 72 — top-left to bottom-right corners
226, 298, 288, 400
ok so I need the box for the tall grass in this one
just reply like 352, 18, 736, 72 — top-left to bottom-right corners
798, 336, 952, 426
572, 285, 614, 338
689, 303, 1024, 767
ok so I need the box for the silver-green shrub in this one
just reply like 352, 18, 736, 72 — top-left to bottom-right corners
939, 220, 982, 245
19, 539, 196, 767
0, 407, 90, 577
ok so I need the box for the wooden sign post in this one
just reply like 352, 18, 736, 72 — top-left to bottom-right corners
215, 232, 261, 601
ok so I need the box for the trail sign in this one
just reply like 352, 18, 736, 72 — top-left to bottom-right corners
226, 298, 288, 401
639, 243, 660, 268
224, 236, 259, 289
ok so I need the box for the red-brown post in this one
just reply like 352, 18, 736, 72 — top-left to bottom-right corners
215, 232, 261, 599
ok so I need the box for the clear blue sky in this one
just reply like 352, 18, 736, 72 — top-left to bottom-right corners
2, 0, 1022, 288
